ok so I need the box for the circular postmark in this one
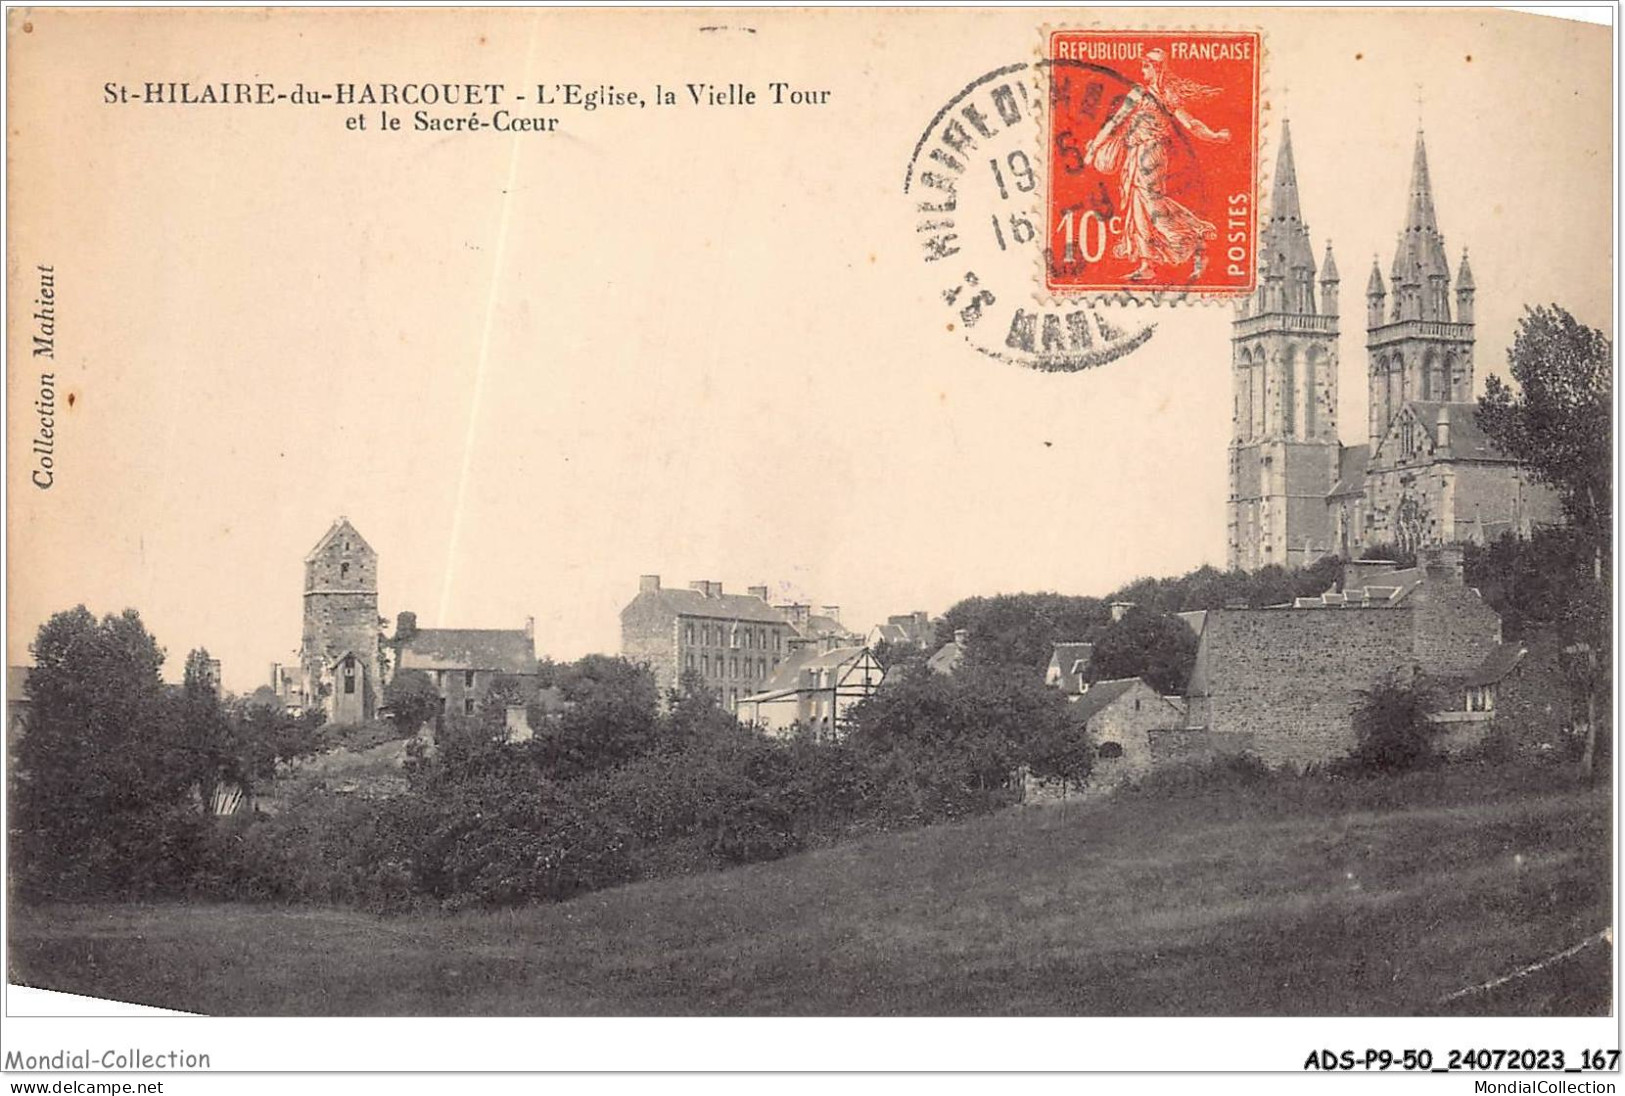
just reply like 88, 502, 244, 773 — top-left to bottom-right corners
903, 61, 1157, 373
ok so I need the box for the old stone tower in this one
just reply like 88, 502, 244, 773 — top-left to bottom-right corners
299, 516, 381, 723
1227, 120, 1343, 570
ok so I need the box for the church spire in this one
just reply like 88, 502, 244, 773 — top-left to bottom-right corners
1390, 130, 1453, 320
1271, 119, 1304, 227
1259, 120, 1318, 313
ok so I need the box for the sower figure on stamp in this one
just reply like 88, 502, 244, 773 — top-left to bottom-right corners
1084, 48, 1230, 281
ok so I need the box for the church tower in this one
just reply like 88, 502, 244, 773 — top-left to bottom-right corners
1366, 131, 1476, 450
299, 516, 381, 724
1228, 121, 1342, 571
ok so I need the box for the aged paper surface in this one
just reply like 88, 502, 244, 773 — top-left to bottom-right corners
4, 4, 1615, 1071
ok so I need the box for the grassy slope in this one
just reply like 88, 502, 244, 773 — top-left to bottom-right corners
8, 768, 1611, 1016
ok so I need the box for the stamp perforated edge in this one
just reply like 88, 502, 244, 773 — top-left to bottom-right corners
1028, 19, 1272, 309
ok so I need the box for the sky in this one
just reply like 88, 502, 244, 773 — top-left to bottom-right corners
6, 8, 1613, 693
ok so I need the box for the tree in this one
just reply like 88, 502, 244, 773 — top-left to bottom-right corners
1478, 305, 1612, 538
1087, 607, 1198, 695
383, 668, 442, 734
1477, 305, 1613, 776
11, 607, 204, 898
179, 647, 240, 808
528, 655, 661, 779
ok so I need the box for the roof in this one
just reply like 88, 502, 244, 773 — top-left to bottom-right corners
1047, 642, 1094, 691
759, 645, 872, 692
1329, 444, 1369, 498
927, 638, 965, 675
624, 587, 787, 625
800, 614, 854, 639
871, 623, 910, 645
1175, 611, 1208, 637
1401, 401, 1515, 463
305, 516, 374, 563
397, 628, 537, 674
1290, 565, 1426, 608
1071, 678, 1141, 723
1465, 643, 1526, 687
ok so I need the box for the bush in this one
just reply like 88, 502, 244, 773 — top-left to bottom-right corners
1339, 673, 1443, 777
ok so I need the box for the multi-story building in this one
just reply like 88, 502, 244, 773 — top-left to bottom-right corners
620, 576, 794, 708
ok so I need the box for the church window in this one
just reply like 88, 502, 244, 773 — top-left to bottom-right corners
343, 660, 356, 695
341, 562, 350, 578
1281, 349, 1297, 437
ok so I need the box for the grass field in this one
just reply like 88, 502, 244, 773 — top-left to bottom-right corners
8, 766, 1611, 1015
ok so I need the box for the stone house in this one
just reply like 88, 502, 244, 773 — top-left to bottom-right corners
620, 576, 794, 709
390, 611, 539, 731
1069, 677, 1187, 788
1184, 549, 1503, 768
1429, 633, 1577, 756
737, 645, 886, 741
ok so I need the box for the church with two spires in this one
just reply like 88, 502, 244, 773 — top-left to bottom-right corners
1227, 123, 1561, 572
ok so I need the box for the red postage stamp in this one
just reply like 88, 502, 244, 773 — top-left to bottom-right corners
1045, 30, 1261, 297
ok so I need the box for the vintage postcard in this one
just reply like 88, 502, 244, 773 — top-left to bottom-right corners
3, 4, 1616, 1078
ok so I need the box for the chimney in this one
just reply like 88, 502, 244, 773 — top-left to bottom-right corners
639, 574, 661, 593
709, 581, 723, 597
1423, 545, 1465, 585
748, 585, 770, 601
821, 605, 841, 624
1110, 601, 1136, 623
689, 580, 709, 594
523, 615, 535, 640
395, 610, 418, 643
954, 628, 969, 646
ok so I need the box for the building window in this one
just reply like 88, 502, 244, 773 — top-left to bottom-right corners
464, 698, 475, 715
438, 697, 446, 713
730, 657, 738, 677
702, 654, 710, 675
685, 623, 695, 645
464, 670, 475, 688
702, 625, 711, 646
774, 632, 782, 652
435, 670, 445, 689
746, 629, 755, 649
759, 628, 767, 648
758, 658, 766, 679
686, 652, 695, 670
1098, 742, 1124, 759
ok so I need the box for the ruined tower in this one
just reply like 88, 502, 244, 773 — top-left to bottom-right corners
1228, 121, 1342, 571
299, 516, 380, 724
